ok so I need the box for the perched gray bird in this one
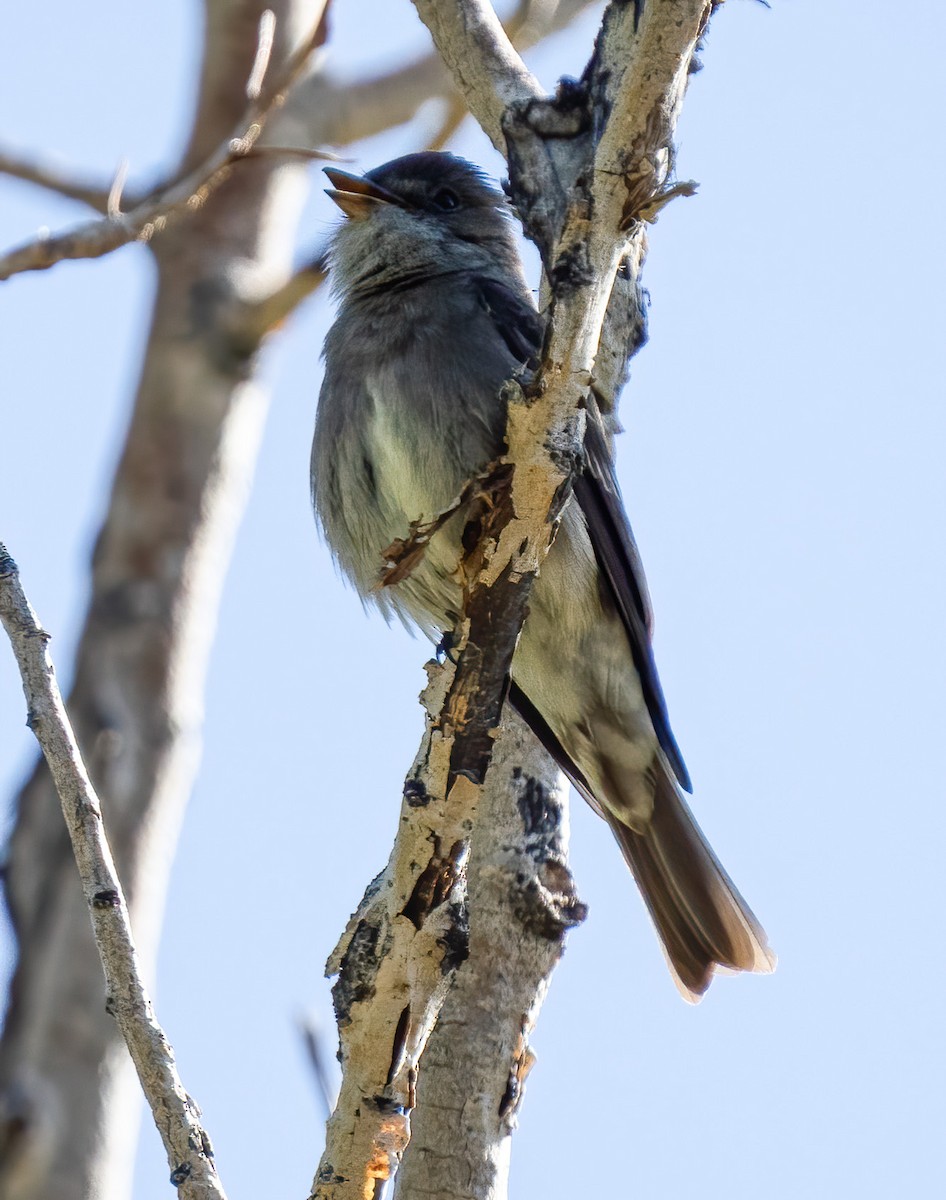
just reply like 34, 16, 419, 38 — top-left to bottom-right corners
312, 151, 773, 1000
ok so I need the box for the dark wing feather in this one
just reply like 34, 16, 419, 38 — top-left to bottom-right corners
476, 276, 691, 793
575, 419, 691, 792
474, 276, 543, 365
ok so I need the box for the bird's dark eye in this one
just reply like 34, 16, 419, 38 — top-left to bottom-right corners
431, 188, 460, 211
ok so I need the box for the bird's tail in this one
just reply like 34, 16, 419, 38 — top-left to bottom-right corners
606, 768, 775, 1002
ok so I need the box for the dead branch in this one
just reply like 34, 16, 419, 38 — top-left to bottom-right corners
0, 146, 118, 212
0, 5, 330, 281
0, 546, 227, 1200
311, 2, 715, 1195
393, 709, 585, 1200
409, 0, 543, 150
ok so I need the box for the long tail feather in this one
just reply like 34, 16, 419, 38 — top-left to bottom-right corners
607, 768, 775, 1002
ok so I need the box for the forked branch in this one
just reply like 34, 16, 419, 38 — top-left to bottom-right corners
0, 5, 329, 281
312, 2, 715, 1196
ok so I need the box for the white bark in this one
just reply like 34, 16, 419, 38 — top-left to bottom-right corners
315, 3, 715, 1198
409, 0, 543, 150
394, 710, 583, 1200
311, 663, 583, 1200
0, 549, 227, 1200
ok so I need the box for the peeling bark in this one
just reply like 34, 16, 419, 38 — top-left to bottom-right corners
394, 711, 585, 1200
313, 2, 714, 1195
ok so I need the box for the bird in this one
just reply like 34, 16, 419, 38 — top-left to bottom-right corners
311, 150, 774, 1001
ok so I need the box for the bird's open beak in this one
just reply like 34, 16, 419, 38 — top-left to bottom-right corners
323, 168, 403, 221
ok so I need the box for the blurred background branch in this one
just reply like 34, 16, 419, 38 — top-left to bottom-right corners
0, 2, 601, 1198
0, 548, 228, 1200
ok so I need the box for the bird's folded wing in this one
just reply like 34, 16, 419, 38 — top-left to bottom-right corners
475, 274, 691, 793
474, 275, 544, 364
575, 417, 691, 792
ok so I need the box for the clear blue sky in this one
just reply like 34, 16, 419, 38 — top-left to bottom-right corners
2, 2, 944, 1197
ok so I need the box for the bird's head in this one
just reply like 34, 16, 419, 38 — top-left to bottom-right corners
324, 152, 523, 297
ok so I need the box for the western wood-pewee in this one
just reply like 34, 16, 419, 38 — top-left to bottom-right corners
312, 151, 773, 1000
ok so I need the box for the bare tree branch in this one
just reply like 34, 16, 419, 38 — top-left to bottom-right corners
0, 5, 328, 1196
310, 648, 585, 1200
312, 1, 715, 1194
593, 1, 706, 227
105, 158, 131, 220
0, 5, 330, 281
0, 147, 116, 212
246, 7, 277, 99
409, 0, 542, 150
275, 0, 597, 150
393, 710, 585, 1200
0, 547, 227, 1200
0, 3, 599, 224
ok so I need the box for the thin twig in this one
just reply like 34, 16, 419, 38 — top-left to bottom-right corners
0, 5, 597, 230
0, 2, 330, 281
106, 158, 129, 220
0, 146, 116, 213
243, 144, 344, 162
637, 178, 699, 224
246, 9, 277, 100
0, 545, 227, 1200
